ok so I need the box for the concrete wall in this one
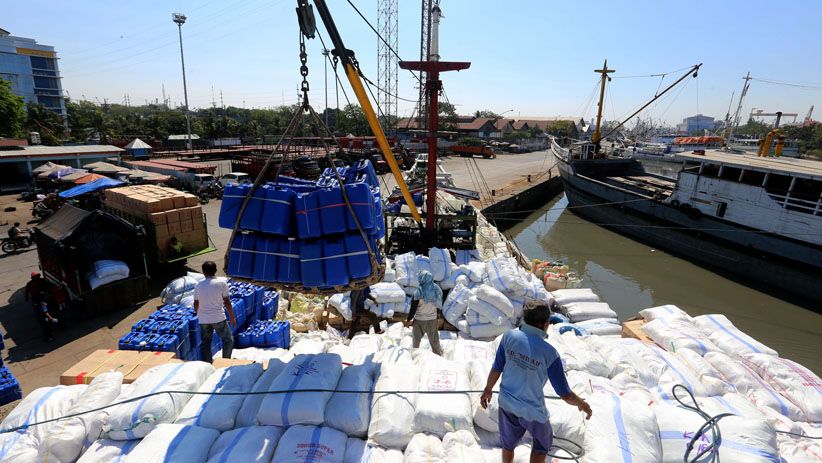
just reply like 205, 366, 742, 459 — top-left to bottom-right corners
481, 174, 563, 232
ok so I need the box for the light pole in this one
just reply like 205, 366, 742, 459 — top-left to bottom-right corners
173, 13, 192, 151
322, 48, 329, 129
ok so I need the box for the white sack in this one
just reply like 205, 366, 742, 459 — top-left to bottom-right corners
93, 260, 129, 279
0, 385, 86, 444
382, 258, 396, 283
551, 288, 599, 306
41, 372, 123, 463
257, 353, 342, 426
324, 364, 374, 437
475, 285, 514, 317
235, 358, 290, 427
694, 314, 778, 357
76, 439, 140, 463
485, 257, 529, 297
574, 320, 621, 336
369, 283, 406, 304
638, 345, 708, 399
206, 426, 283, 463
581, 393, 661, 463
586, 337, 657, 387
272, 425, 348, 463
290, 338, 327, 355
394, 252, 418, 287
403, 433, 445, 463
160, 276, 200, 304
739, 353, 822, 421
329, 293, 353, 320
368, 347, 417, 449
414, 356, 474, 436
470, 321, 512, 339
428, 247, 451, 282
675, 348, 733, 396
416, 255, 432, 275
641, 318, 718, 355
443, 430, 486, 462
443, 284, 473, 326
231, 346, 293, 364
104, 362, 214, 440
343, 438, 404, 463
549, 329, 611, 378
562, 302, 616, 323
447, 339, 495, 363
465, 261, 486, 282
123, 423, 219, 463
175, 363, 263, 431
639, 304, 692, 322
467, 297, 507, 325
0, 432, 39, 463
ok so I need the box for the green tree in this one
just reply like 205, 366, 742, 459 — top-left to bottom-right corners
439, 101, 459, 131
26, 104, 66, 145
473, 109, 500, 119
733, 119, 773, 138
0, 79, 26, 137
545, 120, 577, 137
336, 104, 369, 135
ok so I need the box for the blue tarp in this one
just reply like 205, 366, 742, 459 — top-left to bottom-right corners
59, 177, 124, 198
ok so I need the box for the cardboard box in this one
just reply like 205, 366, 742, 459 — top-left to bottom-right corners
184, 194, 198, 207
167, 221, 182, 236
621, 319, 654, 343
190, 206, 203, 220
159, 197, 175, 211
154, 223, 170, 239
143, 197, 162, 214
149, 212, 167, 225
178, 207, 192, 222
191, 217, 204, 230
172, 196, 187, 209
60, 349, 147, 385
124, 357, 183, 384
180, 219, 193, 233
165, 209, 180, 224
211, 358, 254, 369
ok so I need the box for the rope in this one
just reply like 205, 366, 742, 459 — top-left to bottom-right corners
672, 384, 734, 463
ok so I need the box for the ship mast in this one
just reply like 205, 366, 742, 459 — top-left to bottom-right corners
725, 71, 752, 142
592, 60, 615, 152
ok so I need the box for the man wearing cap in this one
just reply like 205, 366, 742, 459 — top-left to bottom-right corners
25, 272, 47, 305
481, 303, 592, 463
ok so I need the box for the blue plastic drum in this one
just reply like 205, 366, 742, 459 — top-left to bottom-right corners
227, 233, 256, 278
261, 187, 295, 236
299, 238, 325, 288
253, 236, 278, 283
239, 185, 268, 231
344, 233, 372, 279
219, 183, 250, 229
317, 187, 347, 235
277, 238, 301, 284
295, 191, 322, 239
344, 182, 376, 231
322, 237, 349, 287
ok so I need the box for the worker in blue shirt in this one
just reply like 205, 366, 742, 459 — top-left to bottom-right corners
481, 303, 592, 463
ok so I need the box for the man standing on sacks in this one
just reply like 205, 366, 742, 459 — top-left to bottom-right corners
194, 261, 237, 363
481, 303, 592, 463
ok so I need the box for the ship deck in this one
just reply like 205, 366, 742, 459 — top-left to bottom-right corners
675, 150, 822, 180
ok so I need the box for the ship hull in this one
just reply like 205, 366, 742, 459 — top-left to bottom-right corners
553, 152, 822, 308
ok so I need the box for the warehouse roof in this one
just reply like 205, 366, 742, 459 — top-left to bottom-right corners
0, 145, 124, 159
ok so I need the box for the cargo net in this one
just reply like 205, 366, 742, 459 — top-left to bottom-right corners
221, 103, 384, 295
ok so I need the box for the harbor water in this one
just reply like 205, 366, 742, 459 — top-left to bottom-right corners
507, 192, 822, 375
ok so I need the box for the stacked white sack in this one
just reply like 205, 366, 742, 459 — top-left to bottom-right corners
641, 317, 718, 355
231, 346, 294, 364
704, 351, 806, 420
443, 278, 473, 326
573, 318, 622, 336
404, 433, 446, 463
485, 257, 530, 297
653, 401, 778, 463
324, 363, 374, 437
416, 255, 432, 275
586, 336, 657, 388
206, 426, 284, 463
674, 348, 735, 396
639, 304, 692, 322
104, 362, 214, 440
122, 423, 219, 463
364, 299, 397, 318
393, 252, 418, 287
272, 425, 348, 463
562, 302, 617, 323
581, 393, 662, 463
257, 353, 342, 426
76, 439, 140, 463
428, 247, 452, 281
443, 430, 486, 462
235, 357, 290, 427
548, 327, 612, 377
694, 314, 778, 357
413, 352, 474, 436
41, 372, 123, 463
382, 258, 396, 283
636, 343, 709, 399
328, 292, 353, 320
368, 347, 418, 448
343, 438, 404, 463
176, 363, 263, 430
739, 353, 822, 421
551, 288, 600, 306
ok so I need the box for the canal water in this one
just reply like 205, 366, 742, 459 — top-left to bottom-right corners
506, 192, 822, 375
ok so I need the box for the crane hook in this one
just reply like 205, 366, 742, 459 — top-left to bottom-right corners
296, 0, 316, 39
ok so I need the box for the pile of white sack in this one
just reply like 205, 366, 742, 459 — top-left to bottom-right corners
159, 271, 205, 307
86, 260, 130, 290
3, 286, 821, 463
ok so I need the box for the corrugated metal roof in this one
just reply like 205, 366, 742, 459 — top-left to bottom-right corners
124, 138, 152, 150
675, 151, 822, 180
0, 145, 124, 159
126, 160, 186, 171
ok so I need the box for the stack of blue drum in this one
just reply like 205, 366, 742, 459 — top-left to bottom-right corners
220, 159, 384, 289
0, 333, 21, 405
235, 320, 291, 349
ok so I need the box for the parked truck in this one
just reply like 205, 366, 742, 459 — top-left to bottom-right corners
126, 160, 217, 192
449, 144, 497, 159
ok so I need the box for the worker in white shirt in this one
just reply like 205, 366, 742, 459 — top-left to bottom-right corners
193, 261, 236, 363
406, 270, 443, 355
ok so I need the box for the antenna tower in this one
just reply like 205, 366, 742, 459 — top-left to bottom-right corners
416, 0, 433, 128
377, 0, 399, 126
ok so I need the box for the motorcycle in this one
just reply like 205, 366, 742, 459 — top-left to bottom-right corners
32, 199, 58, 220
1, 233, 33, 254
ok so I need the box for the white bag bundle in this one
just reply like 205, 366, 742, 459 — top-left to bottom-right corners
548, 329, 611, 378
485, 257, 529, 296
586, 337, 657, 387
470, 321, 512, 339
562, 302, 616, 323
416, 255, 432, 275
257, 353, 342, 426
443, 430, 486, 462
467, 297, 507, 325
447, 339, 495, 363
231, 346, 294, 364
369, 282, 406, 304
581, 393, 662, 463
76, 439, 140, 463
272, 425, 348, 463
428, 247, 452, 281
465, 261, 486, 282
329, 293, 353, 320
414, 356, 474, 436
675, 348, 733, 396
382, 258, 396, 283
551, 288, 600, 306
365, 299, 396, 318
443, 283, 473, 325
235, 358, 290, 427
574, 319, 622, 336
104, 362, 214, 440
777, 436, 822, 463
739, 353, 822, 421
404, 433, 446, 463
545, 394, 587, 446
93, 260, 129, 279
123, 423, 219, 463
639, 304, 692, 322
290, 338, 327, 355
638, 345, 709, 399
466, 360, 499, 433
324, 364, 374, 437
0, 432, 39, 462
393, 252, 419, 287
206, 426, 283, 463
456, 249, 480, 265
704, 351, 805, 420
641, 318, 718, 355
438, 265, 467, 291
694, 314, 778, 357
160, 276, 200, 304
0, 385, 86, 444
653, 402, 778, 463
343, 438, 404, 463
175, 363, 263, 431
368, 347, 418, 449
475, 285, 515, 317
41, 372, 123, 463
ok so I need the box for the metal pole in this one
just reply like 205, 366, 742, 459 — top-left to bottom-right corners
175, 19, 193, 151
426, 73, 440, 230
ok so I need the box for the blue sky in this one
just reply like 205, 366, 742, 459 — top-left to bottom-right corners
3, 0, 821, 126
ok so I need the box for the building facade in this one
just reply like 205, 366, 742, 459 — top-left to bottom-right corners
676, 114, 721, 134
0, 28, 67, 121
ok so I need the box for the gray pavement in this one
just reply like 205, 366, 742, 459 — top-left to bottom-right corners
0, 150, 554, 396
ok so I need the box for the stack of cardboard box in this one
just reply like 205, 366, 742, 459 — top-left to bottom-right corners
60, 349, 179, 385
104, 186, 209, 259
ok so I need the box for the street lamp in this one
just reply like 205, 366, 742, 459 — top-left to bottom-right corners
500, 109, 514, 117
322, 48, 329, 128
173, 12, 193, 151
